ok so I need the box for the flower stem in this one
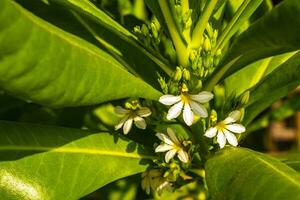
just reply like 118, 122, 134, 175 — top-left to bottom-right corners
158, 0, 189, 67
191, 0, 218, 48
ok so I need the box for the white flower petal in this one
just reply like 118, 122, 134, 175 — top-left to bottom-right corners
167, 128, 180, 145
183, 103, 194, 126
159, 95, 181, 105
166, 101, 183, 120
226, 124, 246, 134
177, 149, 189, 163
155, 133, 174, 145
137, 107, 152, 117
223, 129, 238, 147
190, 91, 214, 103
165, 149, 177, 163
223, 110, 241, 124
114, 106, 130, 115
123, 118, 133, 134
115, 115, 128, 130
155, 144, 173, 152
190, 101, 208, 118
217, 131, 226, 149
204, 127, 217, 138
134, 116, 147, 129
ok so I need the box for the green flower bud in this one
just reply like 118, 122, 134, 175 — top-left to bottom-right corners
133, 26, 141, 34
240, 91, 250, 105
157, 73, 168, 94
203, 37, 211, 52
173, 67, 182, 81
183, 69, 191, 81
169, 83, 179, 94
150, 22, 158, 39
175, 5, 182, 17
189, 50, 197, 62
141, 24, 149, 36
210, 109, 218, 123
206, 23, 214, 38
203, 55, 212, 68
125, 102, 132, 109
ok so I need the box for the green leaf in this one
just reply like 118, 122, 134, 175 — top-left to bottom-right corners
207, 0, 300, 88
205, 147, 300, 200
274, 152, 300, 173
0, 120, 152, 200
49, 0, 172, 84
244, 52, 300, 125
213, 0, 263, 54
0, 0, 161, 107
225, 52, 296, 97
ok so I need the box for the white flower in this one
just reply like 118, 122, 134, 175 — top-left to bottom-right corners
204, 110, 246, 148
155, 128, 189, 163
114, 106, 151, 134
159, 88, 213, 126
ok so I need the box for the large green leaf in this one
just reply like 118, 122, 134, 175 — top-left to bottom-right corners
0, 0, 161, 108
206, 0, 300, 88
49, 0, 172, 85
205, 147, 300, 200
213, 0, 263, 54
224, 52, 296, 97
0, 121, 152, 200
244, 52, 300, 125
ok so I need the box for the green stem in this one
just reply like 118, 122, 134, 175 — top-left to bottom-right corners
212, 0, 250, 54
158, 0, 189, 67
181, 0, 191, 43
204, 56, 240, 91
191, 0, 218, 48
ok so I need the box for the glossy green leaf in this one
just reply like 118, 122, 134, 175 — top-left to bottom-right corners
207, 0, 300, 88
49, 0, 172, 85
225, 52, 296, 97
0, 121, 152, 200
206, 147, 300, 200
214, 0, 263, 53
0, 0, 161, 108
275, 152, 300, 173
244, 52, 300, 125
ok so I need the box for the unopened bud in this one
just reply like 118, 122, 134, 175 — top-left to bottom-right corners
183, 69, 191, 81
173, 67, 182, 81
240, 91, 250, 105
141, 24, 149, 36
206, 23, 214, 38
133, 26, 141, 34
175, 5, 182, 16
203, 37, 211, 52
169, 83, 179, 94
189, 50, 197, 62
150, 22, 158, 39
210, 109, 218, 123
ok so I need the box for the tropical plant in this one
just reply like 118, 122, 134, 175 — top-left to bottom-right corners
1, 0, 300, 199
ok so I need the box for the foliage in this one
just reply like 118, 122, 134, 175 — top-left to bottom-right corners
1, 0, 300, 199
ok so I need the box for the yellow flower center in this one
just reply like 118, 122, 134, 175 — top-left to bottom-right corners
180, 93, 190, 104
216, 121, 227, 132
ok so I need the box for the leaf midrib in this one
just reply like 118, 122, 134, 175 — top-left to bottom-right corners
0, 145, 155, 159
247, 150, 300, 188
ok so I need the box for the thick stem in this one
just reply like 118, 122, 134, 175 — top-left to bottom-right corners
158, 0, 189, 67
181, 0, 191, 43
191, 0, 218, 48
